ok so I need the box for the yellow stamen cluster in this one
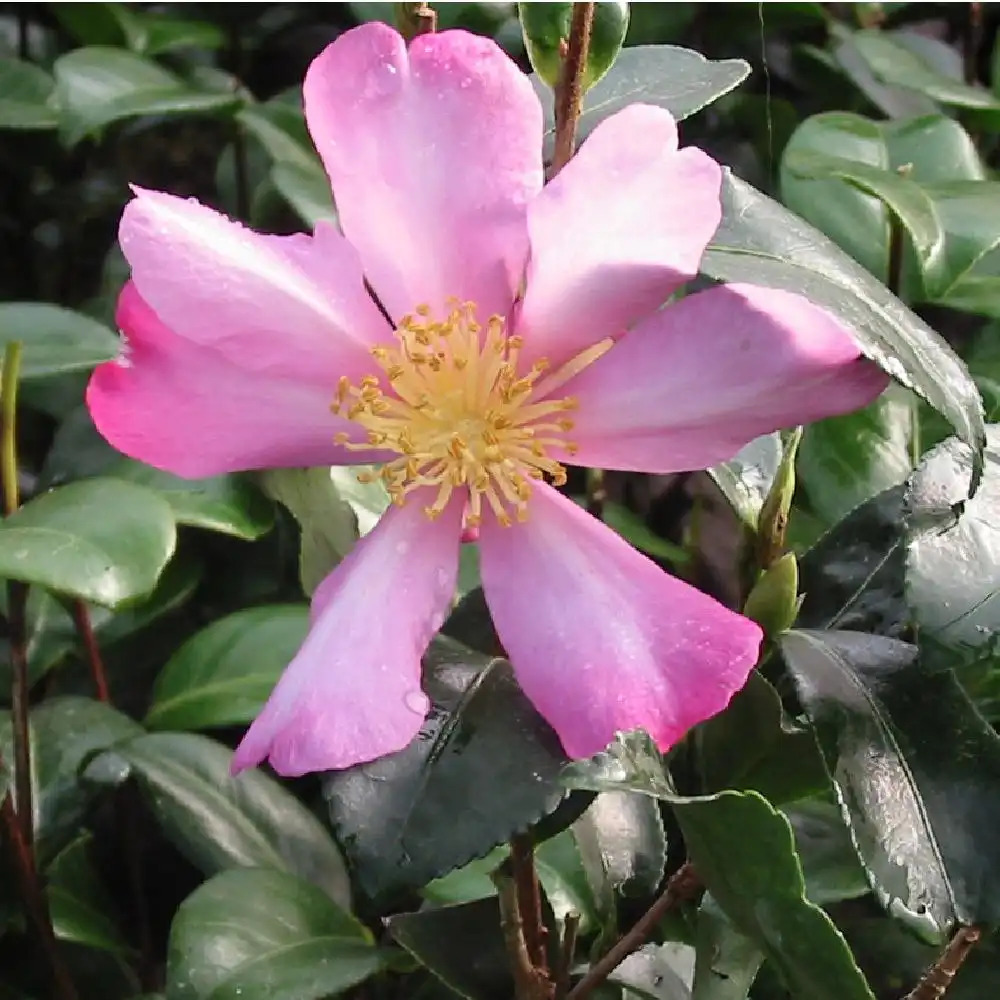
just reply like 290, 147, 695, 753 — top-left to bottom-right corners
332, 300, 607, 527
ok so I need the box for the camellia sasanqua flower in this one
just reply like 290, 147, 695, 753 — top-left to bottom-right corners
87, 22, 889, 776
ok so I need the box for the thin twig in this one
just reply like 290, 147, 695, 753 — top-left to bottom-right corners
551, 3, 596, 176
904, 925, 981, 1000
585, 468, 606, 520
17, 3, 29, 60
565, 862, 702, 1000
493, 870, 553, 1000
963, 3, 983, 85
70, 601, 110, 703
511, 833, 548, 973
554, 912, 580, 1000
227, 22, 250, 220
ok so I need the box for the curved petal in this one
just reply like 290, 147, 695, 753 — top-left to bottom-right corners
87, 284, 390, 478
515, 104, 722, 370
119, 188, 390, 383
232, 489, 464, 776
555, 283, 890, 473
480, 483, 762, 759
303, 23, 542, 322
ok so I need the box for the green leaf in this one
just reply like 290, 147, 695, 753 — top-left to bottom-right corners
389, 897, 512, 1000
47, 834, 131, 955
798, 388, 915, 528
780, 629, 1000, 935
692, 895, 762, 1000
601, 501, 688, 564
707, 433, 782, 528
167, 868, 379, 1000
0, 478, 176, 608
0, 697, 142, 861
905, 426, 1000, 650
852, 29, 1000, 115
536, 826, 605, 935
884, 115, 985, 184
608, 943, 695, 999
0, 304, 120, 377
566, 746, 876, 1000
238, 101, 317, 172
702, 171, 985, 486
694, 672, 826, 805
89, 732, 351, 908
146, 605, 308, 731
780, 113, 891, 280
533, 44, 750, 155
785, 800, 869, 905
0, 58, 58, 130
53, 47, 242, 146
796, 485, 907, 635
322, 637, 568, 902
108, 461, 274, 540
271, 161, 336, 227
259, 466, 385, 595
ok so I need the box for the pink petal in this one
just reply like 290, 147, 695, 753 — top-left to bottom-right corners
119, 188, 390, 383
303, 23, 542, 322
232, 490, 464, 777
479, 483, 762, 759
87, 284, 388, 478
555, 283, 890, 473
515, 104, 722, 370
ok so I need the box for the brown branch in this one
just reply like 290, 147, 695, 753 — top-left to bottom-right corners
70, 601, 109, 703
565, 862, 702, 1000
554, 912, 580, 1000
904, 925, 981, 1000
551, 3, 596, 176
511, 833, 548, 972
493, 870, 553, 1000
396, 2, 437, 40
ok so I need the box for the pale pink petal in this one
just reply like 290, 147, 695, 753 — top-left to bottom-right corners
515, 104, 722, 370
480, 483, 762, 759
119, 188, 390, 383
554, 283, 889, 473
232, 490, 463, 776
303, 23, 542, 321
87, 284, 389, 478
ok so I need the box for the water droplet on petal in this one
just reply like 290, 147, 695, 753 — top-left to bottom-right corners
404, 690, 428, 715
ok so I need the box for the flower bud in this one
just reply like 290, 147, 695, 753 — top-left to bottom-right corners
743, 552, 800, 639
519, 2, 629, 92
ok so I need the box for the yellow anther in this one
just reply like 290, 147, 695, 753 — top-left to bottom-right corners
331, 302, 607, 526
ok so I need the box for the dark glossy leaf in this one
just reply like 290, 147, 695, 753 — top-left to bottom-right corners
0, 697, 141, 861
167, 869, 378, 1000
702, 172, 984, 485
780, 629, 1000, 935
0, 478, 176, 608
533, 44, 750, 154
89, 732, 351, 908
47, 834, 131, 955
905, 427, 1000, 650
0, 304, 119, 377
695, 672, 826, 805
707, 433, 782, 528
796, 485, 908, 635
0, 58, 58, 130
323, 637, 568, 901
536, 826, 605, 934
146, 605, 308, 731
692, 895, 762, 1000
388, 897, 512, 1000
798, 389, 915, 529
607, 943, 694, 999
584, 790, 667, 899
53, 47, 242, 145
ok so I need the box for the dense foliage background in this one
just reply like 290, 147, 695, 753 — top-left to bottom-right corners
4, 3, 1000, 999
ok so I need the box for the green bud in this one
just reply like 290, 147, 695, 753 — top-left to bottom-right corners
743, 553, 800, 639
518, 2, 629, 92
755, 427, 801, 570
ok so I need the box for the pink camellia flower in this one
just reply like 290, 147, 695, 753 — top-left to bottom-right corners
87, 23, 888, 776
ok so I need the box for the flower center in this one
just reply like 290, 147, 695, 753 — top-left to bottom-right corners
332, 300, 610, 527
